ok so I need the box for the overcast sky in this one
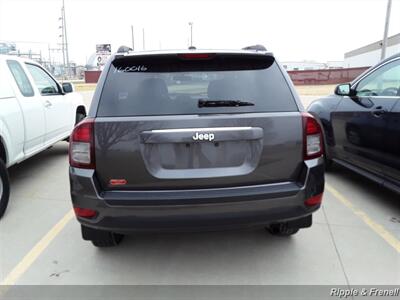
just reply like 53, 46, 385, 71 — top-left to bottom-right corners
0, 0, 399, 65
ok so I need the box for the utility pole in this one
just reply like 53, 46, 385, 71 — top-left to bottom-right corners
48, 44, 51, 65
59, 14, 66, 79
131, 25, 135, 50
142, 28, 145, 50
62, 0, 71, 78
188, 22, 193, 47
381, 0, 392, 60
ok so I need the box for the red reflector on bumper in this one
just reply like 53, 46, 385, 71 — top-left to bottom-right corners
74, 207, 97, 218
109, 179, 127, 186
305, 193, 323, 206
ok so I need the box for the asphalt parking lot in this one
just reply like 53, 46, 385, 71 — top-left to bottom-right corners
0, 92, 399, 287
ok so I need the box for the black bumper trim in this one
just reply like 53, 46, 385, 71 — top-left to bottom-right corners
101, 182, 300, 206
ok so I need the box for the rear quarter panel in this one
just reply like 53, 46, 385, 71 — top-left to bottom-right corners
308, 95, 342, 157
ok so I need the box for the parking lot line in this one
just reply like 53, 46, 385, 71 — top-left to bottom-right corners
0, 209, 74, 287
326, 184, 400, 254
1, 183, 398, 290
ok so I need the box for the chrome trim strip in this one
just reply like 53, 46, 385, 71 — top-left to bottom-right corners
151, 127, 253, 133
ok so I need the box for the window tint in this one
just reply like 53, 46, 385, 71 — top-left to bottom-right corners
97, 55, 297, 117
356, 59, 400, 97
7, 60, 34, 97
26, 63, 60, 95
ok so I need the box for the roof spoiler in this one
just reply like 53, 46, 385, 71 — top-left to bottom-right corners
242, 44, 267, 51
117, 45, 133, 53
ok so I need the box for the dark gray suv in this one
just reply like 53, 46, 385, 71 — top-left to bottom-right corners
69, 48, 325, 247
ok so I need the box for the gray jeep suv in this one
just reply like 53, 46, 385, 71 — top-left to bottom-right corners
69, 48, 325, 247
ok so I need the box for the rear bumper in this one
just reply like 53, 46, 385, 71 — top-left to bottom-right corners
69, 158, 324, 233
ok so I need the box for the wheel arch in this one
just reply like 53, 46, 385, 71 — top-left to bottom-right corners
0, 136, 7, 164
308, 97, 342, 159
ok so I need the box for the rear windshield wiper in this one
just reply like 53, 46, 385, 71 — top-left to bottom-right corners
198, 99, 255, 108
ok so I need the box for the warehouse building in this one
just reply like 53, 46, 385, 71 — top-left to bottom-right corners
344, 33, 400, 68
281, 60, 343, 71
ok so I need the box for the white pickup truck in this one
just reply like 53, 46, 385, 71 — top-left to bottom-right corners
0, 55, 87, 218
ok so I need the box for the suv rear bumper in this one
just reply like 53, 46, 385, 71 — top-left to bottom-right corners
69, 158, 324, 233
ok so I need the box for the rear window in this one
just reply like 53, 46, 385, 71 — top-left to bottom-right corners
6, 60, 34, 97
97, 54, 297, 117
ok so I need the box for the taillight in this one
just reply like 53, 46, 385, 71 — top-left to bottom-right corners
69, 118, 95, 169
302, 113, 324, 160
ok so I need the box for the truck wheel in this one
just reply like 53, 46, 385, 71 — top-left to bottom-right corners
0, 159, 10, 219
81, 225, 124, 247
266, 223, 299, 236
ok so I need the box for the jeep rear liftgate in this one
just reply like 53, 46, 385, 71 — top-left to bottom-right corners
93, 52, 303, 190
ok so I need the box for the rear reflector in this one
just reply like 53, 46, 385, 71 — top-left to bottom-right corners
109, 179, 127, 186
74, 207, 97, 218
69, 118, 95, 169
302, 113, 324, 160
305, 193, 323, 206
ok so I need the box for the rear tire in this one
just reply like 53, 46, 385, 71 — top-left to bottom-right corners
81, 225, 124, 247
266, 223, 300, 236
0, 159, 10, 219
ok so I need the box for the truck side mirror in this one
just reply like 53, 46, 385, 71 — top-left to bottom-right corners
62, 82, 74, 94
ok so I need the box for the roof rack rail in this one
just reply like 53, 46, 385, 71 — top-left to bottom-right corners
117, 45, 133, 53
242, 44, 267, 51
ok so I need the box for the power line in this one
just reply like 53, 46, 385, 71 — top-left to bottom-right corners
0, 40, 49, 44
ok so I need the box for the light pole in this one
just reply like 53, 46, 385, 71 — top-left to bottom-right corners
188, 22, 193, 47
142, 28, 145, 50
131, 25, 135, 50
381, 0, 392, 60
